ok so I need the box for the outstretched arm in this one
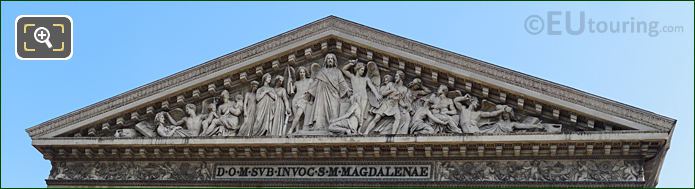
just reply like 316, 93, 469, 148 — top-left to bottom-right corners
453, 95, 471, 111
453, 96, 468, 103
480, 108, 505, 117
453, 101, 464, 111
341, 62, 356, 79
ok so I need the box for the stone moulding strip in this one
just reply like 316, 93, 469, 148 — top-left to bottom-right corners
32, 132, 668, 146
45, 180, 646, 187
26, 16, 675, 138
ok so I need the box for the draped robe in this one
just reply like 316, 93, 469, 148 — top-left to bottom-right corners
237, 91, 256, 136
304, 67, 350, 130
251, 86, 275, 136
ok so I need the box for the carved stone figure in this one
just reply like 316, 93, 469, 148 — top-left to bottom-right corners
573, 161, 590, 181
215, 91, 243, 136
480, 109, 545, 134
200, 99, 221, 136
619, 160, 642, 181
530, 163, 547, 181
165, 103, 205, 136
453, 94, 505, 134
482, 161, 499, 181
480, 105, 562, 133
409, 97, 446, 135
304, 53, 351, 131
86, 162, 103, 180
287, 66, 313, 134
50, 162, 68, 180
363, 74, 393, 134
251, 73, 277, 136
158, 162, 176, 180
405, 78, 431, 111
430, 85, 461, 133
237, 81, 259, 136
365, 61, 382, 107
328, 96, 361, 135
341, 60, 381, 128
154, 112, 187, 137
364, 71, 410, 135
270, 75, 292, 137
195, 162, 211, 180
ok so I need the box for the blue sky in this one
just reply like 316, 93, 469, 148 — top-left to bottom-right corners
1, 2, 692, 187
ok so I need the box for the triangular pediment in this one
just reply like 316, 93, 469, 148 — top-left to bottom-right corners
26, 16, 675, 139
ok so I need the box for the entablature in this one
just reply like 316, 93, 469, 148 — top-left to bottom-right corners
34, 132, 666, 161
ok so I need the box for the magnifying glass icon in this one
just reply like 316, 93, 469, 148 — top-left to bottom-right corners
33, 27, 52, 48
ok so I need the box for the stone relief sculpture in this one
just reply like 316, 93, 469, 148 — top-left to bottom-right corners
200, 98, 221, 136
363, 71, 411, 135
365, 61, 382, 107
391, 71, 412, 135
165, 104, 206, 136
480, 110, 562, 134
49, 162, 69, 180
50, 161, 212, 181
154, 112, 187, 137
453, 94, 506, 134
47, 160, 641, 182
270, 75, 292, 137
328, 96, 361, 135
303, 53, 351, 132
106, 52, 569, 138
215, 91, 243, 136
405, 78, 431, 110
287, 66, 313, 135
251, 73, 277, 136
438, 160, 643, 182
196, 162, 212, 181
362, 74, 396, 135
341, 59, 382, 128
409, 97, 446, 135
237, 81, 259, 136
429, 85, 461, 134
